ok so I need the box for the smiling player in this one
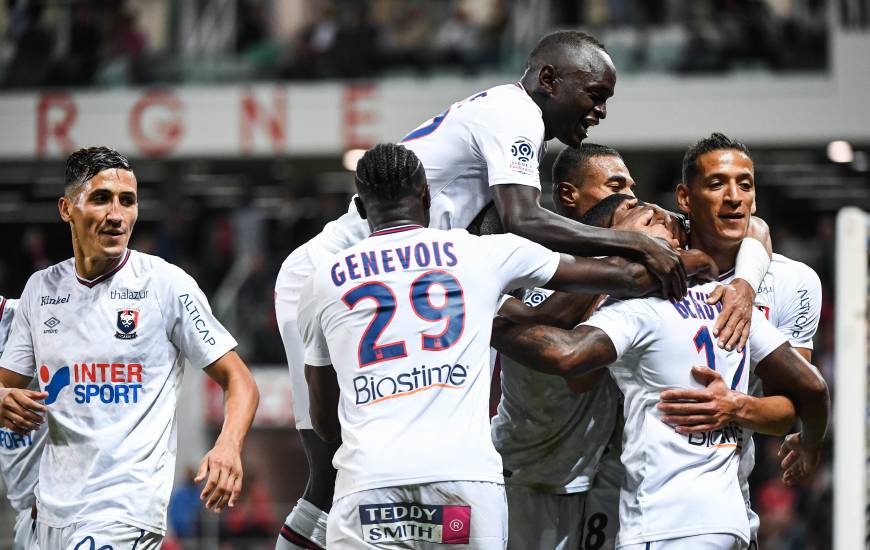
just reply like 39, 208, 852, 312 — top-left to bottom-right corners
0, 147, 259, 549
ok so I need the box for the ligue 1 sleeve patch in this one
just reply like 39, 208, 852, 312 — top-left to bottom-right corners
509, 137, 537, 176
359, 503, 471, 544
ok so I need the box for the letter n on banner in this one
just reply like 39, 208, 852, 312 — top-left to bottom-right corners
240, 87, 287, 154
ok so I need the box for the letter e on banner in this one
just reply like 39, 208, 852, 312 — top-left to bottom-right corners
129, 90, 184, 157
36, 93, 78, 157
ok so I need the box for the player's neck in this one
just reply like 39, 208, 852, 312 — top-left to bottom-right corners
369, 216, 425, 234
74, 250, 125, 281
689, 233, 739, 275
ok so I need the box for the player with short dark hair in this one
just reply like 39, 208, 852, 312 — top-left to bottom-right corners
0, 146, 260, 549
551, 143, 632, 217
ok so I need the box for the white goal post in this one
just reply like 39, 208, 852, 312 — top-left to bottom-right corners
833, 207, 869, 550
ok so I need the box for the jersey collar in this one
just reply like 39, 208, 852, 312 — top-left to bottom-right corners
75, 249, 132, 288
717, 267, 736, 281
369, 224, 424, 237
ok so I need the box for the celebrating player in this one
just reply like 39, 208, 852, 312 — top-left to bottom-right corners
657, 133, 825, 548
296, 143, 719, 549
274, 30, 777, 549
0, 147, 260, 549
492, 144, 664, 550
492, 134, 830, 549
0, 295, 44, 550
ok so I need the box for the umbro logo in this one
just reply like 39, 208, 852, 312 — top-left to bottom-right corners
43, 317, 60, 334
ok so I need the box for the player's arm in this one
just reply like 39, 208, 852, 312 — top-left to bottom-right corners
0, 369, 47, 434
491, 184, 688, 299
658, 366, 796, 436
491, 316, 616, 379
196, 351, 259, 513
543, 248, 717, 299
306, 364, 341, 442
706, 216, 773, 352
755, 343, 829, 485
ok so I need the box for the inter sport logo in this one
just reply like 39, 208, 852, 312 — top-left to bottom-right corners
39, 363, 143, 405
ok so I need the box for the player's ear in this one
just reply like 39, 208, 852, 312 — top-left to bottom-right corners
555, 181, 579, 210
58, 196, 73, 223
538, 64, 558, 95
354, 195, 368, 220
675, 182, 691, 215
422, 185, 431, 211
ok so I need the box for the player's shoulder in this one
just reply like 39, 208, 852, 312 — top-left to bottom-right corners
466, 84, 543, 124
769, 253, 821, 289
129, 250, 196, 288
21, 257, 75, 291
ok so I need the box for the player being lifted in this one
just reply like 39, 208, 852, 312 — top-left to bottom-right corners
0, 147, 260, 549
0, 295, 44, 550
297, 143, 721, 549
274, 30, 766, 550
492, 134, 830, 549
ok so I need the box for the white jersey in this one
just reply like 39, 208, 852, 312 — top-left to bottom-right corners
0, 297, 48, 513
308, 83, 546, 257
492, 288, 620, 494
0, 250, 237, 534
298, 225, 560, 500
738, 255, 822, 510
582, 281, 788, 547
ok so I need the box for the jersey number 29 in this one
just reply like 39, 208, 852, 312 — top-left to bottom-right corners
342, 270, 465, 368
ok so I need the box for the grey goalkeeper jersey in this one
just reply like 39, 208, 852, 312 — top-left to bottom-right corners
491, 288, 621, 494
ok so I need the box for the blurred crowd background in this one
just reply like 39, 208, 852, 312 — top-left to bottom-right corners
0, 1, 868, 549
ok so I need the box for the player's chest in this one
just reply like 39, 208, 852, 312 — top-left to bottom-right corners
647, 301, 749, 391
33, 280, 163, 362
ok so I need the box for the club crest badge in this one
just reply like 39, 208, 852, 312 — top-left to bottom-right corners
115, 308, 139, 340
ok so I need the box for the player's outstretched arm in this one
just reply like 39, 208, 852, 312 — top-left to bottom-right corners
492, 184, 688, 299
491, 317, 616, 378
198, 351, 259, 513
658, 366, 796, 436
545, 248, 717, 299
0, 368, 47, 435
305, 364, 341, 442
498, 293, 600, 330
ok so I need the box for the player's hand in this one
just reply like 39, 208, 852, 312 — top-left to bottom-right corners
0, 388, 47, 434
706, 278, 755, 352
195, 439, 244, 513
678, 249, 719, 281
778, 432, 822, 487
636, 233, 688, 300
657, 367, 739, 433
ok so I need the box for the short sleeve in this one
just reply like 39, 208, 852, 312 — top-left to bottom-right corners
775, 263, 822, 350
521, 288, 553, 307
297, 276, 332, 367
582, 299, 657, 360
479, 234, 560, 293
0, 278, 37, 377
160, 263, 237, 369
748, 308, 789, 365
471, 108, 544, 189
